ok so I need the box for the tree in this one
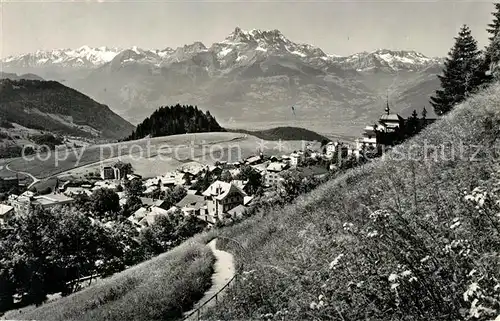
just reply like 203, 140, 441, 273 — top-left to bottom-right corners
237, 165, 262, 194
139, 214, 178, 255
122, 195, 142, 218
485, 33, 500, 80
405, 110, 419, 138
114, 162, 133, 179
124, 179, 144, 197
191, 172, 213, 193
421, 107, 427, 125
430, 25, 483, 115
278, 170, 304, 202
220, 170, 233, 182
91, 188, 120, 218
162, 186, 187, 209
487, 3, 500, 41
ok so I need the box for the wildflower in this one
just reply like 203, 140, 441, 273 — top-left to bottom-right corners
329, 254, 344, 269
388, 273, 399, 282
467, 269, 477, 277
463, 282, 479, 302
391, 283, 400, 290
367, 230, 379, 238
343, 222, 354, 231
309, 301, 318, 310
420, 255, 430, 263
401, 270, 412, 277
409, 276, 418, 283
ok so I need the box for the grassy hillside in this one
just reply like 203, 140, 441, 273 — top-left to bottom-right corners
3, 233, 216, 321
230, 126, 329, 142
204, 85, 500, 320
0, 79, 134, 139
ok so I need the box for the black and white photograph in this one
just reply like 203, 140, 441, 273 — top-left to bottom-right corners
0, 1, 499, 320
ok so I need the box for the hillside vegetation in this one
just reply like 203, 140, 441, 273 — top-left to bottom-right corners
0, 79, 134, 139
3, 234, 216, 321
126, 104, 224, 140
204, 84, 500, 320
230, 126, 329, 143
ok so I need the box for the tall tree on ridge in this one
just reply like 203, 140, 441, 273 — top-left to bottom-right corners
487, 3, 500, 41
484, 3, 500, 80
430, 25, 483, 116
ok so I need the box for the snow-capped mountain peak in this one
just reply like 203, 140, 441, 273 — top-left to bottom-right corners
0, 29, 443, 73
338, 49, 443, 72
3, 46, 123, 68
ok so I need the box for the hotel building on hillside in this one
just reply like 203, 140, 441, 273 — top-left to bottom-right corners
202, 181, 246, 223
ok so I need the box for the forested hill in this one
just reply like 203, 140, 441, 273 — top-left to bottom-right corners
0, 79, 134, 139
126, 104, 225, 140
231, 126, 329, 142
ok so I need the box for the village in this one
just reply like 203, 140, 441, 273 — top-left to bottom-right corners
0, 102, 434, 230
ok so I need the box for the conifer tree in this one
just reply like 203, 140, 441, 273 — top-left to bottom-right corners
484, 3, 500, 80
430, 25, 483, 116
487, 3, 500, 41
421, 107, 427, 127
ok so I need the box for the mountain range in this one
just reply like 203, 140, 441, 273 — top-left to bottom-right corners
0, 27, 445, 137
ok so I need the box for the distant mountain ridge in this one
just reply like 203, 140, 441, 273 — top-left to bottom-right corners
0, 72, 44, 81
0, 79, 134, 139
0, 30, 443, 72
0, 28, 445, 136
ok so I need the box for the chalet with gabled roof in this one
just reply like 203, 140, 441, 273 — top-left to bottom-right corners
202, 180, 246, 222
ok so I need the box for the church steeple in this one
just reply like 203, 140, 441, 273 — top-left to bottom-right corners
385, 92, 390, 115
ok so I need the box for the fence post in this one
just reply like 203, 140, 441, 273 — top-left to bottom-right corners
197, 308, 200, 321
215, 292, 218, 304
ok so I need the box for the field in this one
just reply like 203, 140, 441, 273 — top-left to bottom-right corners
2, 232, 217, 321
6, 132, 316, 181
202, 85, 500, 320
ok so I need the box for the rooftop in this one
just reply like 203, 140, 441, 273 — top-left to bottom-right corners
176, 194, 206, 210
267, 162, 287, 172
202, 180, 246, 200
0, 204, 14, 216
380, 113, 404, 122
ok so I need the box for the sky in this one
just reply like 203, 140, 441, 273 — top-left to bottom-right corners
0, 0, 495, 58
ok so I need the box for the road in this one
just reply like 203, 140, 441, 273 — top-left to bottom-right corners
5, 163, 40, 189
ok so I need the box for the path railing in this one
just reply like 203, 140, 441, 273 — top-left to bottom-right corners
180, 236, 245, 321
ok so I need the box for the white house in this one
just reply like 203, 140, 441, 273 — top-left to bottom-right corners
265, 162, 288, 187
325, 141, 343, 159
0, 204, 14, 225
202, 181, 246, 222
289, 151, 304, 167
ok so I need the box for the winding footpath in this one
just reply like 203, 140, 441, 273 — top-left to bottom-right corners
182, 238, 236, 320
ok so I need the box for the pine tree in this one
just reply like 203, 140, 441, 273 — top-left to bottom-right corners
484, 3, 500, 80
421, 107, 427, 126
487, 3, 500, 41
430, 25, 483, 116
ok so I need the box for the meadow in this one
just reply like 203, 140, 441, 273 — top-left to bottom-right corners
203, 85, 500, 320
6, 132, 313, 181
2, 232, 218, 321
